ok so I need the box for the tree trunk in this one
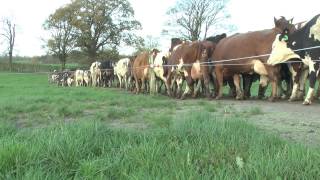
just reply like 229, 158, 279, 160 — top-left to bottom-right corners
61, 61, 66, 71
88, 50, 97, 65
60, 57, 66, 71
9, 52, 13, 72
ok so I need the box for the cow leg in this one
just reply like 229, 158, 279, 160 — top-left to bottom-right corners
165, 70, 173, 96
156, 80, 160, 93
288, 64, 302, 101
277, 80, 285, 99
141, 78, 146, 93
215, 67, 224, 99
170, 75, 176, 97
316, 75, 320, 100
242, 74, 253, 99
158, 75, 167, 94
124, 75, 128, 90
134, 77, 140, 94
257, 75, 268, 100
303, 63, 318, 105
176, 76, 184, 99
181, 68, 194, 100
118, 75, 122, 88
181, 79, 192, 100
192, 79, 201, 98
297, 68, 308, 100
202, 73, 212, 99
233, 74, 243, 100
268, 66, 280, 102
227, 79, 237, 98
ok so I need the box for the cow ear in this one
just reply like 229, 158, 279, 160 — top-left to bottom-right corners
290, 18, 294, 24
274, 17, 277, 24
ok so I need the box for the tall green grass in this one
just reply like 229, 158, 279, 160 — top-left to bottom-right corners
0, 73, 319, 178
1, 113, 319, 179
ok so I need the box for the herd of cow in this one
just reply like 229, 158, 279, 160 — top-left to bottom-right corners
49, 14, 320, 105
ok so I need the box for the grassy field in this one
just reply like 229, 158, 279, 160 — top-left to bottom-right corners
0, 73, 319, 179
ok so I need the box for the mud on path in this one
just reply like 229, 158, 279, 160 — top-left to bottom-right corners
218, 99, 320, 147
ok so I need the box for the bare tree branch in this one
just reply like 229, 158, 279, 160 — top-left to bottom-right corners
0, 18, 16, 71
166, 0, 231, 41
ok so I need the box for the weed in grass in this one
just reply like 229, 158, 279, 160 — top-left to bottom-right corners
106, 107, 135, 119
248, 107, 263, 115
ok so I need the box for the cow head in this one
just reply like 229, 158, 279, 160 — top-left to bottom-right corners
170, 38, 183, 52
151, 48, 160, 60
205, 33, 227, 44
274, 16, 296, 34
267, 29, 300, 65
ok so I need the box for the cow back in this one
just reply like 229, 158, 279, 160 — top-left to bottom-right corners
133, 52, 150, 80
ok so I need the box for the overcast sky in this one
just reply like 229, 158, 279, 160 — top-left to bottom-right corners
0, 0, 318, 57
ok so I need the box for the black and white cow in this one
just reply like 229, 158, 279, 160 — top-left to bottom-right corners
268, 14, 320, 105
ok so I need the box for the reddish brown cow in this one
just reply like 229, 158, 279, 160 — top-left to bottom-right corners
165, 35, 225, 99
212, 17, 296, 101
133, 49, 159, 93
164, 41, 190, 97
127, 56, 136, 91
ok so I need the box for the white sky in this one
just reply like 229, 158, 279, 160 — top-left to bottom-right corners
0, 0, 318, 57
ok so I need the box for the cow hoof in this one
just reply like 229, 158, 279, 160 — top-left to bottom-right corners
243, 96, 250, 100
268, 97, 275, 102
281, 95, 288, 100
302, 101, 311, 105
236, 96, 243, 100
215, 96, 222, 100
288, 97, 298, 102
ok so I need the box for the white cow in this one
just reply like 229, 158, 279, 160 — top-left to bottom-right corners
83, 70, 91, 86
90, 61, 102, 87
114, 58, 130, 89
153, 51, 170, 92
75, 70, 84, 87
67, 77, 74, 87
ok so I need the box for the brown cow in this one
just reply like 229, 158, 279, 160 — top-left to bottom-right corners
212, 17, 296, 101
165, 34, 226, 99
133, 49, 159, 93
127, 55, 136, 91
164, 41, 191, 97
167, 34, 226, 99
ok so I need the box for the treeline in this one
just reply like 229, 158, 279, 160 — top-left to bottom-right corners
0, 61, 86, 73
0, 48, 126, 72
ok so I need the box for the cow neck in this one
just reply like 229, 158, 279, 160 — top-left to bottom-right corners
273, 27, 283, 34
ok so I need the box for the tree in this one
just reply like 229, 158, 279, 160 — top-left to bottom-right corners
135, 35, 160, 54
69, 0, 142, 64
44, 5, 78, 70
1, 18, 16, 71
166, 0, 230, 41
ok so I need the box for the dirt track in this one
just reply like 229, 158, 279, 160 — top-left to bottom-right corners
219, 99, 320, 147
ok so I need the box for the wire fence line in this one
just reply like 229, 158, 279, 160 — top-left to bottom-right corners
2, 45, 320, 75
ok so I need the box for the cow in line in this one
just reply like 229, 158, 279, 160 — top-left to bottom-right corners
90, 61, 102, 87
133, 49, 160, 94
114, 58, 130, 89
164, 33, 226, 99
100, 60, 115, 87
267, 14, 320, 105
212, 16, 296, 101
75, 70, 84, 86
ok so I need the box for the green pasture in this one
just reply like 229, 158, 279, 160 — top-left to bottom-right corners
0, 73, 319, 179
